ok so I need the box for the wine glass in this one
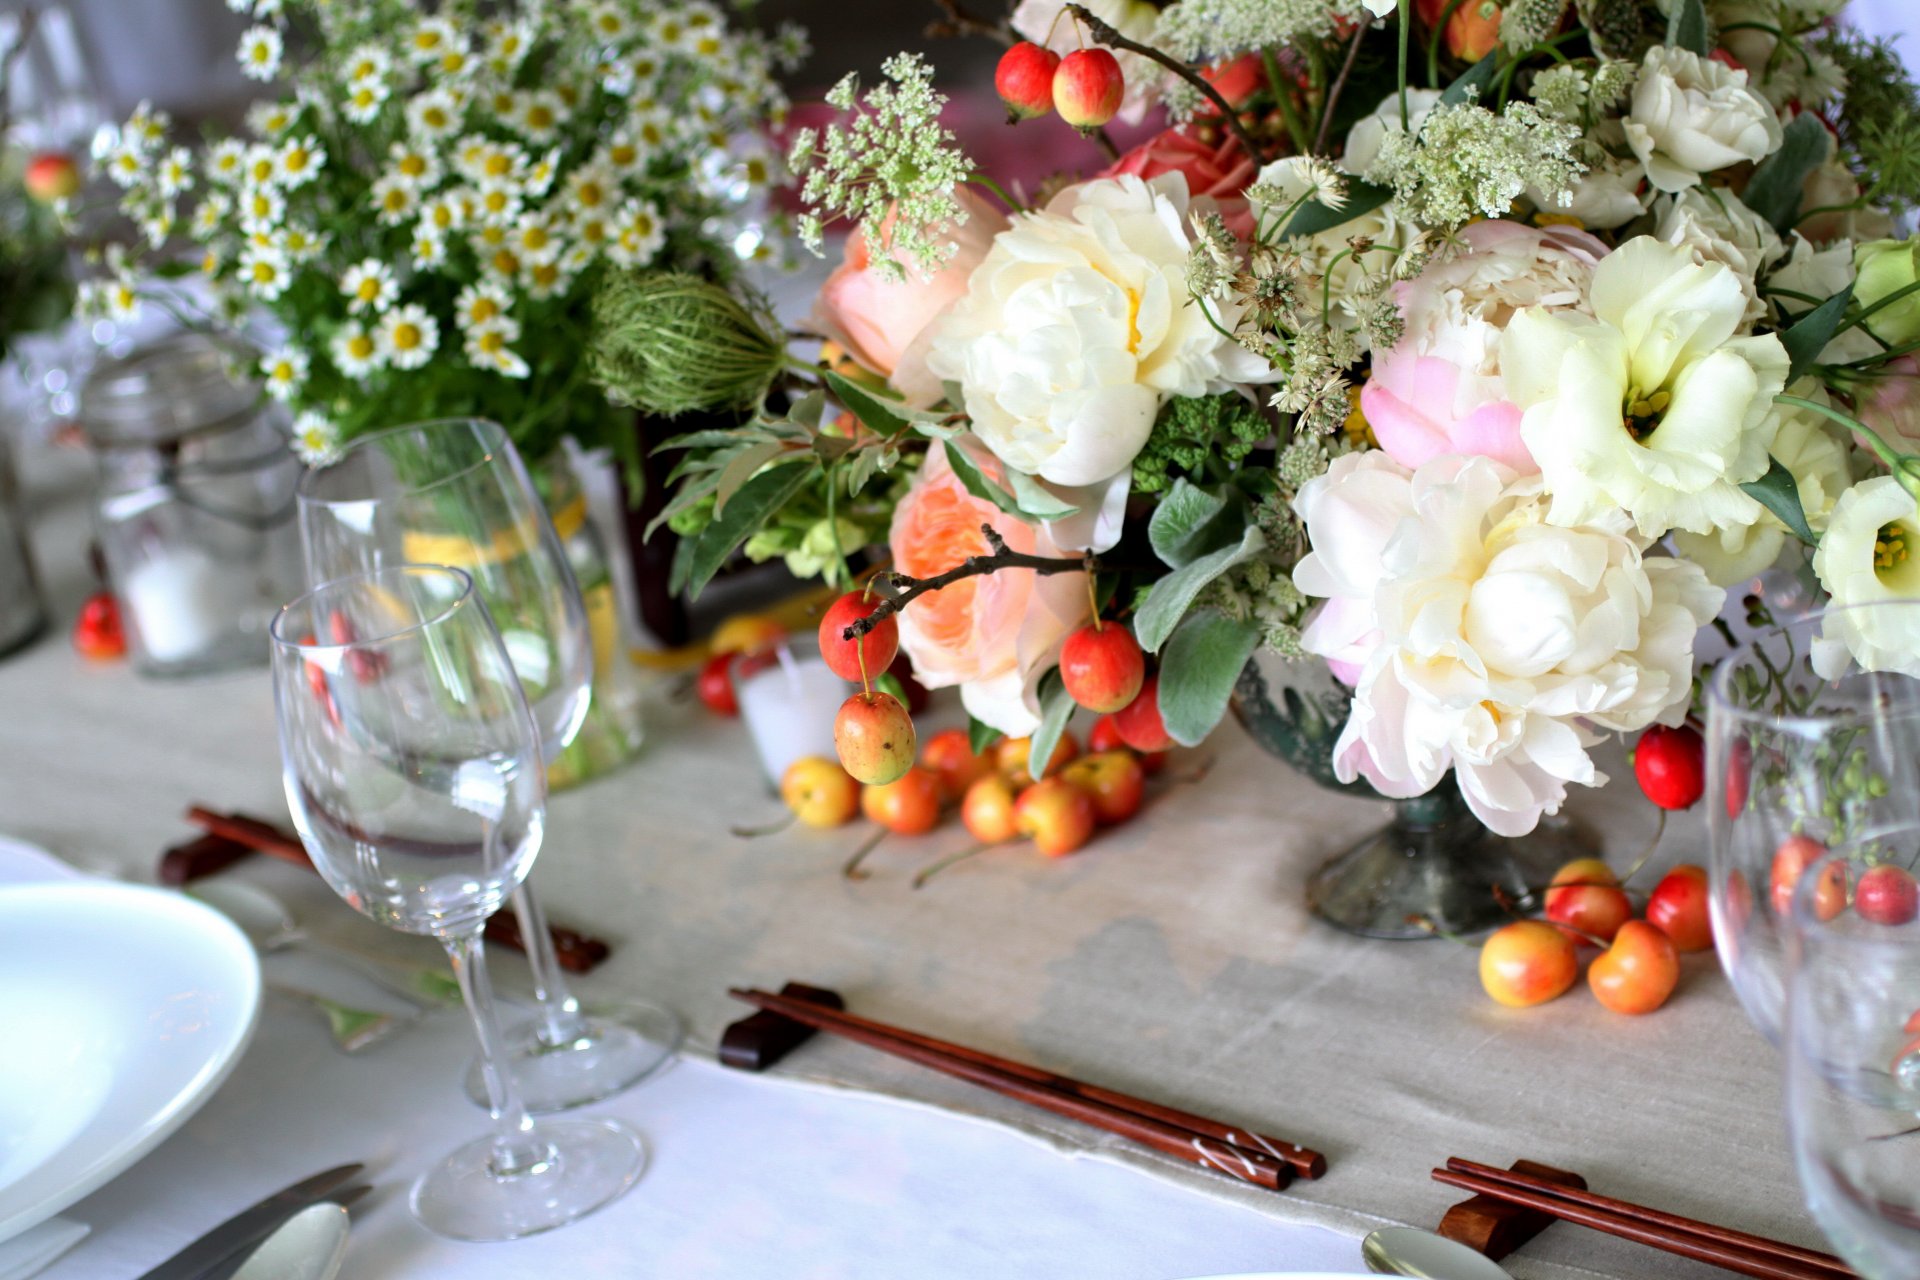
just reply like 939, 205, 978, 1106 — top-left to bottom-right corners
297, 418, 682, 1111
1784, 838, 1920, 1277
1706, 601, 1920, 1047
269, 565, 644, 1240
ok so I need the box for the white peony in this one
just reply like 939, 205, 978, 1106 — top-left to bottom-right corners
1342, 90, 1442, 178
1653, 186, 1784, 322
927, 173, 1270, 491
1810, 475, 1920, 677
1294, 452, 1723, 836
1010, 0, 1162, 124
1623, 46, 1783, 193
1500, 236, 1790, 538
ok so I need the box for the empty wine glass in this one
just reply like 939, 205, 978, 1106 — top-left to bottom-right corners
1785, 837, 1920, 1277
1707, 601, 1920, 1047
298, 418, 682, 1111
269, 565, 644, 1240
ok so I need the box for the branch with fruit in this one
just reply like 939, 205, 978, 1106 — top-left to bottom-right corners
838, 524, 1093, 643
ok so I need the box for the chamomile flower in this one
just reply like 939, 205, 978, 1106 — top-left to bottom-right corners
330, 321, 383, 379
246, 100, 296, 137
340, 258, 398, 314
278, 224, 327, 261
629, 110, 672, 152
508, 211, 563, 265
238, 244, 293, 299
602, 131, 648, 174
486, 20, 535, 74
258, 344, 308, 401
465, 317, 529, 378
433, 43, 472, 78
376, 304, 439, 370
564, 164, 616, 216
237, 25, 284, 82
585, 3, 632, 41
242, 144, 281, 188
206, 139, 248, 185
606, 198, 666, 268
477, 240, 524, 283
370, 174, 418, 226
406, 90, 462, 141
340, 43, 391, 85
418, 193, 466, 237
238, 184, 286, 232
455, 281, 511, 330
473, 181, 524, 227
410, 230, 448, 272
291, 412, 341, 467
151, 147, 193, 198
342, 77, 390, 124
652, 8, 696, 53
524, 256, 573, 300
275, 135, 325, 188
192, 193, 230, 238
385, 142, 441, 192
524, 148, 560, 198
474, 141, 527, 186
561, 240, 599, 275
137, 207, 174, 250
102, 143, 145, 188
405, 18, 461, 65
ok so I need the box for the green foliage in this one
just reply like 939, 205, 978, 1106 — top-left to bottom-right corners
1817, 29, 1920, 213
1740, 456, 1819, 547
1743, 114, 1829, 232
1025, 669, 1077, 791
1131, 394, 1270, 496
1157, 608, 1263, 747
0, 177, 72, 363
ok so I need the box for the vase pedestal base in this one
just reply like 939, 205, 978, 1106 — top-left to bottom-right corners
1306, 792, 1595, 940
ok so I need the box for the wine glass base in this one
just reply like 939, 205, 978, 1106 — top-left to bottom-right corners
470, 1000, 685, 1114
409, 1117, 646, 1242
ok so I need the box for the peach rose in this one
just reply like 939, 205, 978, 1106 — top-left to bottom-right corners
889, 440, 1090, 735
1100, 126, 1257, 238
810, 186, 1009, 408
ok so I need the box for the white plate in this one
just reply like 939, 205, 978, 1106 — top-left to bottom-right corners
0, 881, 261, 1244
0, 835, 80, 887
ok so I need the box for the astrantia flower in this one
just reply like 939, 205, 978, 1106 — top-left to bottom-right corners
274, 135, 324, 188
1293, 451, 1723, 836
1623, 46, 1783, 193
239, 244, 292, 299
259, 345, 308, 401
339, 259, 398, 314
291, 412, 341, 467
606, 198, 666, 267
376, 304, 439, 370
1499, 236, 1789, 538
330, 321, 383, 379
1811, 477, 1920, 676
237, 26, 283, 82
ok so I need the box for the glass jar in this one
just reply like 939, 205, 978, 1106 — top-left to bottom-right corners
78, 334, 303, 677
0, 425, 47, 659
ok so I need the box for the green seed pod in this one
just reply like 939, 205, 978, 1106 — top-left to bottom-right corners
589, 271, 789, 417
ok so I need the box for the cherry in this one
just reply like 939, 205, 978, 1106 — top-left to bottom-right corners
1052, 48, 1125, 130
1014, 778, 1098, 857
780, 756, 860, 829
1112, 676, 1174, 753
1856, 864, 1919, 926
71, 591, 126, 661
1059, 621, 1146, 714
1644, 864, 1714, 952
834, 691, 916, 785
994, 41, 1059, 121
818, 591, 898, 683
1634, 724, 1705, 810
1588, 920, 1681, 1015
695, 651, 739, 716
1544, 858, 1632, 945
920, 727, 992, 803
861, 766, 942, 836
1478, 920, 1579, 1008
1061, 751, 1147, 826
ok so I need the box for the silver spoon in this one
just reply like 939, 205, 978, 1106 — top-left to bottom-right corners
224, 1203, 350, 1280
1362, 1226, 1513, 1278
190, 879, 441, 1009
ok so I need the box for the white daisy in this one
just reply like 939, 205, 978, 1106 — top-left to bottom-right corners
406, 89, 462, 140
417, 193, 466, 238
465, 317, 530, 378
139, 208, 174, 250
199, 245, 223, 278
474, 141, 527, 186
239, 244, 292, 299
242, 143, 281, 188
292, 412, 341, 467
146, 147, 189, 199
523, 255, 573, 301
406, 18, 461, 65
476, 239, 524, 283
630, 110, 672, 153
206, 139, 248, 185
509, 90, 565, 145
238, 183, 286, 232
340, 258, 398, 314
606, 198, 666, 268
376, 304, 439, 370
510, 211, 563, 265
651, 8, 694, 53
565, 162, 616, 213
237, 25, 283, 82
246, 100, 296, 137
278, 224, 327, 261
370, 175, 419, 226
340, 43, 391, 85
128, 100, 172, 148
524, 148, 560, 198
433, 44, 473, 78
601, 131, 647, 176
275, 135, 325, 188
472, 181, 523, 227
385, 142, 442, 193
342, 78, 390, 124
410, 231, 448, 272
259, 344, 308, 401
586, 3, 631, 41
191, 193, 230, 238
455, 280, 511, 331
330, 321, 383, 379
486, 19, 535, 74
102, 143, 145, 188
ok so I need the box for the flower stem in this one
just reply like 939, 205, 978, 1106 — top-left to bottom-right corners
1064, 2, 1266, 168
1397, 0, 1412, 130
840, 523, 1097, 642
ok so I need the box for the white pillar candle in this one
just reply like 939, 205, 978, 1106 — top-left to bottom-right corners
735, 644, 850, 786
120, 547, 229, 664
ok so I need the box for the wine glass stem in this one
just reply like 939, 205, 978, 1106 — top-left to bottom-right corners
442, 929, 550, 1176
510, 881, 588, 1046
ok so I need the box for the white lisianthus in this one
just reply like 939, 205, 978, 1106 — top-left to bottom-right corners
927, 173, 1271, 491
1342, 90, 1442, 178
1294, 452, 1723, 836
1501, 236, 1790, 538
1623, 46, 1783, 193
1810, 476, 1920, 677
1653, 186, 1783, 322
1010, 0, 1162, 124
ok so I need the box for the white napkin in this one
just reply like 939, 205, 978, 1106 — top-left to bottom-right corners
0, 1219, 89, 1280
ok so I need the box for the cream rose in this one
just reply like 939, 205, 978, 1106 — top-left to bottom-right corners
926, 173, 1270, 490
1653, 186, 1783, 322
1623, 46, 1783, 193
1810, 476, 1920, 678
1294, 452, 1722, 836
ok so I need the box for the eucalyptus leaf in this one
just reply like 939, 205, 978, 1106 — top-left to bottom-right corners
1439, 52, 1499, 107
789, 389, 827, 430
824, 368, 911, 436
1667, 0, 1708, 55
1744, 113, 1829, 232
943, 440, 1028, 520
1025, 669, 1077, 785
968, 715, 1005, 756
1280, 180, 1392, 239
712, 440, 787, 517
1740, 455, 1818, 546
682, 461, 814, 596
1157, 609, 1263, 748
1781, 282, 1854, 382
1132, 526, 1266, 653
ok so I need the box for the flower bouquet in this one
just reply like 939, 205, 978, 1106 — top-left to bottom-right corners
595, 0, 1920, 930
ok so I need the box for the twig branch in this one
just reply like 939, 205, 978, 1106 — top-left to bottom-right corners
1314, 22, 1369, 155
926, 0, 1013, 44
843, 523, 1092, 640
1063, 3, 1267, 169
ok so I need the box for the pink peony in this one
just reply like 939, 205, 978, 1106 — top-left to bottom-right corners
1860, 356, 1920, 461
1099, 127, 1257, 238
888, 441, 1090, 736
1361, 220, 1608, 474
810, 185, 1009, 407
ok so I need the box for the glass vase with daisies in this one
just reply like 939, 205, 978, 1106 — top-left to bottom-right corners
82, 0, 804, 784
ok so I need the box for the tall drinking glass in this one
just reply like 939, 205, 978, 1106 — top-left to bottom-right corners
1707, 601, 1920, 1047
269, 566, 644, 1240
298, 419, 681, 1110
1785, 839, 1920, 1277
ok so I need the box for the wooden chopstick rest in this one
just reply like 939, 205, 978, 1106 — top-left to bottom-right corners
719, 982, 846, 1070
1437, 1159, 1588, 1260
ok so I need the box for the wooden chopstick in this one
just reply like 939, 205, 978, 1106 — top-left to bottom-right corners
184, 806, 611, 973
1432, 1168, 1853, 1280
730, 987, 1296, 1192
1444, 1159, 1852, 1278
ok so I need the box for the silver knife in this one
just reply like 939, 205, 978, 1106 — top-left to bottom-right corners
136, 1163, 364, 1280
